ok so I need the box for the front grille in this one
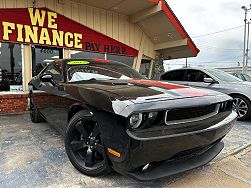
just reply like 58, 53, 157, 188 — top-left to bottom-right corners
165, 104, 218, 125
168, 138, 223, 162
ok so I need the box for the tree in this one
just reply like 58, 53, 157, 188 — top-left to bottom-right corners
151, 56, 165, 79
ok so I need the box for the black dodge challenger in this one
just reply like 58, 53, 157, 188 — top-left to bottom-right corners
29, 58, 237, 180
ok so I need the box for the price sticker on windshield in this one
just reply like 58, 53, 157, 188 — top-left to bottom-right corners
67, 61, 90, 65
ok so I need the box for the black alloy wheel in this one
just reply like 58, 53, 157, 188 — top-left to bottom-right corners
232, 95, 251, 121
65, 110, 110, 176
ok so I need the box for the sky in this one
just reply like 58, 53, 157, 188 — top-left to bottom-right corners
164, 0, 250, 70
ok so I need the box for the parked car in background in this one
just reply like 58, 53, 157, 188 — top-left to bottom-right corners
29, 59, 236, 180
160, 68, 251, 121
231, 72, 251, 82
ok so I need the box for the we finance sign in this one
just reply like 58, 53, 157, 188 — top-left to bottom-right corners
0, 8, 138, 56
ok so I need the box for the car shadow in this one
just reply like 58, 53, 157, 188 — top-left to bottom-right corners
2, 113, 246, 187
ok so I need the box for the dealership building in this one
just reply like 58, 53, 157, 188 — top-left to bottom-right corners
0, 0, 199, 112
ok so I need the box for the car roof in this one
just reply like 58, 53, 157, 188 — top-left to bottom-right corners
162, 67, 217, 75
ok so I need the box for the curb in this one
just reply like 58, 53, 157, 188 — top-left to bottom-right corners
227, 142, 251, 157
212, 142, 251, 164
0, 111, 29, 116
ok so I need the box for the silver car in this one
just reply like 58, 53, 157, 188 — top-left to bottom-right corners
160, 68, 251, 120
231, 72, 251, 82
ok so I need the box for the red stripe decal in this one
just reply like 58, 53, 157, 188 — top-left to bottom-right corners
93, 58, 111, 63
129, 80, 187, 90
179, 88, 208, 97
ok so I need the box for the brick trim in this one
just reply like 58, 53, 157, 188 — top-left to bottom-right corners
0, 94, 29, 112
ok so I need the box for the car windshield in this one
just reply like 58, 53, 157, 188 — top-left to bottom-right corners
67, 62, 146, 82
207, 69, 243, 82
242, 73, 251, 82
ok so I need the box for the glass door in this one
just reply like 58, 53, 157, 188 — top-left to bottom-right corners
31, 46, 63, 77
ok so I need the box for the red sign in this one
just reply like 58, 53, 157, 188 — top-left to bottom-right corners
0, 7, 138, 57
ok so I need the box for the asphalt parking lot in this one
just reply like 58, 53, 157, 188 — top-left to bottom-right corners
0, 113, 251, 188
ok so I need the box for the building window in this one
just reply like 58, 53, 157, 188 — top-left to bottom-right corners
32, 46, 63, 77
107, 54, 134, 67
139, 59, 151, 77
70, 50, 105, 59
41, 64, 63, 82
70, 50, 134, 67
0, 42, 22, 91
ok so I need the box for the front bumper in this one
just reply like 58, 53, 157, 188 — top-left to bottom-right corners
111, 111, 237, 180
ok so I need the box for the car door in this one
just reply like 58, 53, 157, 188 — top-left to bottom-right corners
184, 69, 220, 89
33, 64, 75, 135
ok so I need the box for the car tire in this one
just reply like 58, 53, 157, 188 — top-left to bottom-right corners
232, 95, 251, 121
65, 110, 110, 177
30, 107, 45, 123
29, 93, 45, 123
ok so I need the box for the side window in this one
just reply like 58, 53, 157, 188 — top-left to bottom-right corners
161, 70, 186, 81
186, 70, 210, 82
42, 65, 62, 82
237, 73, 245, 81
243, 74, 251, 81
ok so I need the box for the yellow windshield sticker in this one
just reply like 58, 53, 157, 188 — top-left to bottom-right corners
67, 61, 90, 65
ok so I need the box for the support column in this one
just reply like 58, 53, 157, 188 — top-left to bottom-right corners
132, 57, 137, 69
133, 51, 143, 72
63, 49, 71, 58
148, 59, 154, 78
133, 32, 145, 72
22, 44, 32, 93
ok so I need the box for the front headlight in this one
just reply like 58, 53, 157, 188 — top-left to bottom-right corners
129, 112, 159, 130
129, 113, 143, 129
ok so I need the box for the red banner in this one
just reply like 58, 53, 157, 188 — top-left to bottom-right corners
0, 7, 138, 57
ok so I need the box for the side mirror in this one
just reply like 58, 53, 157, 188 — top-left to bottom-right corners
40, 74, 64, 91
204, 77, 216, 83
40, 74, 57, 86
41, 74, 53, 82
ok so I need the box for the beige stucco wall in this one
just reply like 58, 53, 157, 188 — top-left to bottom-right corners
0, 0, 156, 60
0, 0, 157, 92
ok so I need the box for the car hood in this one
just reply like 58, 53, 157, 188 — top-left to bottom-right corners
221, 81, 251, 86
65, 79, 226, 103
63, 79, 231, 116
220, 81, 251, 92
